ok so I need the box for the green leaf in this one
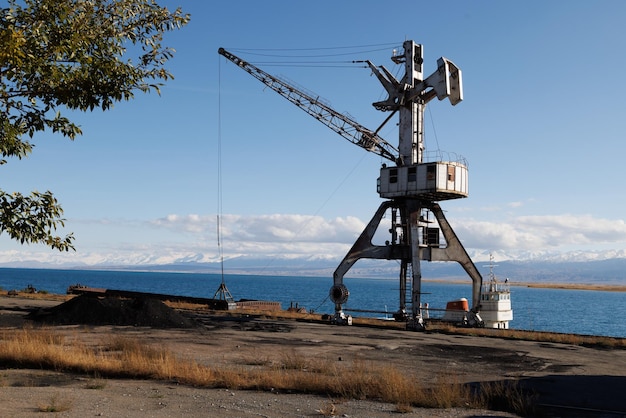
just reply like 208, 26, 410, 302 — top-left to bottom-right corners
0, 0, 189, 251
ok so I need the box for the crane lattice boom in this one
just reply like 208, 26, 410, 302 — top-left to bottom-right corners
218, 48, 398, 163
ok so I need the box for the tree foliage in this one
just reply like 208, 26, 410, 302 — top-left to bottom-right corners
0, 0, 189, 251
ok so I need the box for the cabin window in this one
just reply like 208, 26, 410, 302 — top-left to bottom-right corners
447, 166, 455, 181
423, 227, 439, 247
390, 168, 398, 184
408, 166, 416, 182
427, 165, 435, 180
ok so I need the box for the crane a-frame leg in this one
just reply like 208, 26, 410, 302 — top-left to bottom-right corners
329, 199, 483, 329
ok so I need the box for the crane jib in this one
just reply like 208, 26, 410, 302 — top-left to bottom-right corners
218, 47, 398, 163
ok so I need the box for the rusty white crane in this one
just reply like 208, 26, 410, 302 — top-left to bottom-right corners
218, 41, 483, 330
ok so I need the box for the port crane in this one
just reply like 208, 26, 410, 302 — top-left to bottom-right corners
218, 41, 483, 329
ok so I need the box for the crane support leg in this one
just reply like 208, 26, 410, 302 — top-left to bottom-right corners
330, 201, 409, 323
330, 198, 426, 329
422, 202, 483, 316
406, 200, 426, 330
332, 201, 393, 287
329, 199, 483, 328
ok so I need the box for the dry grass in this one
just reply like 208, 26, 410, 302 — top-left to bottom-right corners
164, 300, 211, 310
316, 400, 338, 416
209, 308, 324, 322
37, 394, 74, 413
474, 380, 537, 416
0, 327, 533, 415
84, 376, 107, 390
429, 322, 626, 349
4, 291, 72, 302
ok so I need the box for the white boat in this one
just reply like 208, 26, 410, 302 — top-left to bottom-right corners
478, 256, 513, 329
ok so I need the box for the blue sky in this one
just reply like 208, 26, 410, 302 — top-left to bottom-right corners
2, 1, 626, 268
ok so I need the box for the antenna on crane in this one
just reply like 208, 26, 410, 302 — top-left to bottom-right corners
218, 41, 484, 330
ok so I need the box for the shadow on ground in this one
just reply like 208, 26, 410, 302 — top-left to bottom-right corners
479, 374, 626, 417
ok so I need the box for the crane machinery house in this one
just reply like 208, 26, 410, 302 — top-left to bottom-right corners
378, 161, 468, 201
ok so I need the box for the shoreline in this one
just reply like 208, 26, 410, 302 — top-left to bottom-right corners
1, 265, 624, 293
519, 282, 626, 292
5, 292, 626, 343
424, 278, 626, 292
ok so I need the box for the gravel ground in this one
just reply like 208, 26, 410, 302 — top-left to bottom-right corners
0, 370, 517, 417
1, 295, 625, 417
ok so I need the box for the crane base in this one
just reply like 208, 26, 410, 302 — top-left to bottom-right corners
330, 312, 352, 326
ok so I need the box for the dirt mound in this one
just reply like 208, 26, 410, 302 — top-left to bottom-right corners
28, 295, 197, 328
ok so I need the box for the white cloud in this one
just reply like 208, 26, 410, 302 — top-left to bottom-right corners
454, 214, 626, 251
151, 214, 212, 233
150, 213, 365, 244
2, 212, 626, 267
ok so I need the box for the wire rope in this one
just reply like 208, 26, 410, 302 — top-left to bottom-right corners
248, 62, 367, 68
427, 106, 442, 159
225, 43, 402, 64
228, 42, 399, 55
217, 56, 225, 283
251, 150, 370, 276
230, 41, 399, 50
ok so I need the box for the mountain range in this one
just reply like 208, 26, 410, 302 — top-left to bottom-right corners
20, 256, 622, 286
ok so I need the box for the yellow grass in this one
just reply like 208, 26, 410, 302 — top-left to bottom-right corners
4, 291, 73, 302
316, 400, 338, 416
429, 323, 626, 348
37, 394, 74, 413
0, 327, 532, 415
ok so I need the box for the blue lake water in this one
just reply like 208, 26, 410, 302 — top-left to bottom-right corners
1, 268, 624, 338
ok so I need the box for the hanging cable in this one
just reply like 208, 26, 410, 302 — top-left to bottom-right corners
427, 106, 442, 160
224, 43, 402, 67
217, 56, 225, 284
247, 62, 367, 69
228, 42, 400, 57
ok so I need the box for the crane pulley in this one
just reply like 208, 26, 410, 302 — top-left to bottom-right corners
217, 48, 399, 163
